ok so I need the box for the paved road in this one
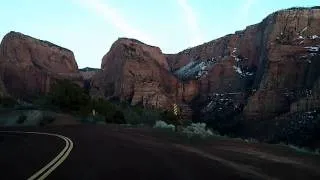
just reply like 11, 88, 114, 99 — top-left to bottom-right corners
1, 125, 320, 180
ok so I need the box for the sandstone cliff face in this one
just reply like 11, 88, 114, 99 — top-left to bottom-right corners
0, 31, 83, 100
166, 7, 320, 120
244, 8, 320, 119
92, 7, 320, 122
91, 38, 195, 111
79, 67, 101, 80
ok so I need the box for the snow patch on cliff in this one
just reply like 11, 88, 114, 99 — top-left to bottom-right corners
311, 35, 319, 40
305, 46, 319, 52
174, 58, 217, 80
233, 65, 253, 77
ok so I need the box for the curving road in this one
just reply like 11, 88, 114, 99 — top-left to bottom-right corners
1, 125, 320, 180
0, 131, 73, 180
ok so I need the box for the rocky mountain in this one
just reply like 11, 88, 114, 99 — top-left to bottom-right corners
91, 7, 320, 124
165, 7, 320, 121
0, 31, 83, 100
92, 38, 179, 108
79, 67, 101, 80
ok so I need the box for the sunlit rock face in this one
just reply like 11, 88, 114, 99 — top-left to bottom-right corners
0, 31, 83, 100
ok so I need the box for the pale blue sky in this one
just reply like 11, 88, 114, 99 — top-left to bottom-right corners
0, 0, 318, 68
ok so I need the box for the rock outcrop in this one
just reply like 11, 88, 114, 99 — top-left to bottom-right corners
243, 7, 320, 119
0, 31, 83, 100
167, 7, 320, 120
92, 38, 173, 109
91, 7, 320, 122
79, 67, 101, 80
90, 38, 196, 120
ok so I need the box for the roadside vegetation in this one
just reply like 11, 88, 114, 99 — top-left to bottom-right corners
3, 79, 320, 153
31, 80, 179, 127
0, 96, 18, 108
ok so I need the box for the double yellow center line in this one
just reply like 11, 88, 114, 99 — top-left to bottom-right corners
1, 131, 73, 180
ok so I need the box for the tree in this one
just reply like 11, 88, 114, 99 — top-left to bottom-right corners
113, 110, 126, 124
48, 80, 90, 112
160, 110, 181, 127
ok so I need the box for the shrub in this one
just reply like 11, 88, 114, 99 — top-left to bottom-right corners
113, 110, 126, 124
39, 115, 56, 126
46, 80, 90, 112
96, 121, 106, 125
160, 110, 181, 126
140, 109, 162, 126
287, 144, 320, 155
153, 121, 175, 131
182, 123, 214, 138
16, 115, 27, 124
0, 96, 17, 108
123, 108, 142, 125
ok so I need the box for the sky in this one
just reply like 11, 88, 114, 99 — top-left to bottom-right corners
0, 0, 318, 68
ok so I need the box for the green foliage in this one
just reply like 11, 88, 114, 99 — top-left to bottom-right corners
39, 115, 56, 126
0, 96, 17, 108
33, 79, 175, 126
91, 98, 117, 116
160, 110, 181, 126
153, 120, 175, 131
16, 114, 27, 124
80, 114, 105, 124
181, 123, 214, 138
112, 110, 126, 124
47, 80, 90, 112
284, 144, 320, 156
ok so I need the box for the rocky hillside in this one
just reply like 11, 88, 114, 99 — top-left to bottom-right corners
166, 7, 320, 121
88, 7, 320, 145
90, 38, 197, 120
0, 31, 83, 100
91, 38, 176, 108
79, 67, 101, 80
90, 7, 320, 124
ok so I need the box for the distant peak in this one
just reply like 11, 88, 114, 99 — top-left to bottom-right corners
115, 37, 158, 49
284, 6, 320, 11
79, 67, 101, 72
2, 31, 72, 52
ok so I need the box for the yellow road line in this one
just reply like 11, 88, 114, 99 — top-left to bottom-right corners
35, 136, 73, 180
0, 131, 73, 180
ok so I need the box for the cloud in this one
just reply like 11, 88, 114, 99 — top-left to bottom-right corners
72, 0, 155, 44
177, 0, 203, 45
240, 0, 256, 19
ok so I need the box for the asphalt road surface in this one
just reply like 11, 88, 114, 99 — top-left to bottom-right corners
1, 124, 320, 180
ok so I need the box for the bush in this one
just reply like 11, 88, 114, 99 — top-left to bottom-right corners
0, 96, 17, 108
96, 121, 106, 125
182, 123, 214, 138
113, 110, 126, 124
153, 120, 175, 131
139, 109, 162, 126
39, 115, 56, 126
16, 115, 27, 124
104, 110, 126, 124
287, 144, 320, 155
123, 108, 142, 125
160, 110, 181, 126
46, 80, 90, 112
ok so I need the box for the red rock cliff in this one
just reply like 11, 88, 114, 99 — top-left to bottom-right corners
0, 31, 83, 100
91, 38, 197, 118
166, 7, 320, 120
